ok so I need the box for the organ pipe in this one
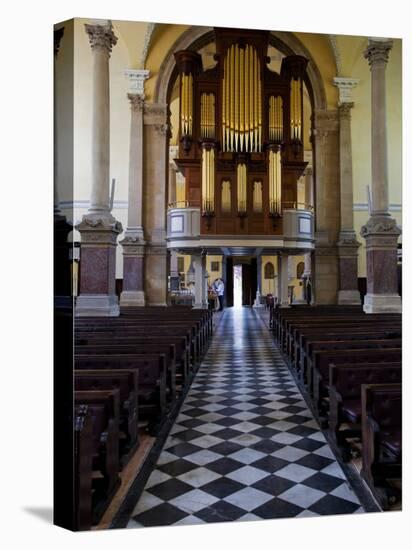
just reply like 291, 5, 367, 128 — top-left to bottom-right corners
222, 43, 262, 152
180, 73, 193, 137
290, 77, 302, 140
202, 146, 215, 214
237, 163, 247, 213
200, 93, 215, 138
269, 96, 283, 143
269, 149, 282, 214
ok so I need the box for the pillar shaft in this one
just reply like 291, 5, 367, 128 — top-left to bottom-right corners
120, 71, 150, 307
85, 23, 117, 215
193, 252, 208, 309
279, 254, 290, 308
365, 41, 392, 215
336, 96, 361, 304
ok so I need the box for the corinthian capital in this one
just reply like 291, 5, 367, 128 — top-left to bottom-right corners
364, 38, 393, 67
338, 101, 354, 120
128, 93, 145, 112
85, 21, 118, 55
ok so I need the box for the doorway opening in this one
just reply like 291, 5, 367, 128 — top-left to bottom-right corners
233, 265, 242, 308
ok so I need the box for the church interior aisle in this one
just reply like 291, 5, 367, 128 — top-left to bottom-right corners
127, 307, 365, 528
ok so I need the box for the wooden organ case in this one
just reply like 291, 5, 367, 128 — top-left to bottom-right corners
173, 27, 308, 237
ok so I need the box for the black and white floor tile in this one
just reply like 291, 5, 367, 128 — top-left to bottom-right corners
127, 308, 365, 528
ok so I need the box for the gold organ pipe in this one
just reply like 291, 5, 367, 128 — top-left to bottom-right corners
245, 44, 249, 152
230, 45, 234, 151
249, 45, 253, 150
254, 49, 258, 151
240, 46, 244, 150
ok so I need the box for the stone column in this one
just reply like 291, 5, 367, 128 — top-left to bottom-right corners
303, 167, 313, 279
361, 39, 401, 313
253, 253, 264, 308
312, 110, 340, 304
221, 255, 227, 307
168, 147, 180, 291
193, 251, 208, 309
120, 70, 150, 307
279, 253, 290, 308
333, 78, 362, 305
143, 103, 169, 306
76, 21, 122, 317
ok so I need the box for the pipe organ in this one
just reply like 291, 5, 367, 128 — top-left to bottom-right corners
173, 27, 308, 236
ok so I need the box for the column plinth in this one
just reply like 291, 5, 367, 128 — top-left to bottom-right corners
76, 216, 123, 316
119, 235, 146, 306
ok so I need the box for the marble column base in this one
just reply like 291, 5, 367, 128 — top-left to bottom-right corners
363, 293, 402, 314
253, 290, 264, 308
338, 289, 361, 305
360, 215, 401, 313
120, 290, 145, 307
76, 294, 120, 316
120, 234, 146, 307
145, 244, 168, 306
75, 214, 122, 317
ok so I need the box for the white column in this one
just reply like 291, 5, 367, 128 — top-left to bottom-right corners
279, 253, 290, 308
333, 78, 361, 304
193, 252, 207, 309
120, 70, 150, 307
85, 21, 117, 217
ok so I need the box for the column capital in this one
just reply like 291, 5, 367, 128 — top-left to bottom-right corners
364, 38, 393, 67
333, 77, 359, 105
85, 21, 118, 55
54, 27, 64, 58
124, 69, 150, 95
360, 215, 401, 238
338, 101, 354, 120
128, 93, 145, 112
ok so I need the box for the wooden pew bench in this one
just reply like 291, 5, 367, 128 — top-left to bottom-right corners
328, 363, 402, 460
361, 383, 402, 509
75, 354, 167, 433
74, 390, 121, 524
310, 348, 402, 414
74, 369, 139, 461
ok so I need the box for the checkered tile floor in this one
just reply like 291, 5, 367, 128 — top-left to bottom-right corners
127, 307, 364, 528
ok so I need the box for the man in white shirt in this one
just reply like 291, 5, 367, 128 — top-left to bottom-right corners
213, 278, 225, 311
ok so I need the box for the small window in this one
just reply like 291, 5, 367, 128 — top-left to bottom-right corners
297, 261, 305, 279
264, 262, 275, 279
211, 261, 220, 272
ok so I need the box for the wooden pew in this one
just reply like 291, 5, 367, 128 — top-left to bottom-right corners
74, 369, 139, 460
76, 336, 187, 388
328, 363, 402, 460
361, 383, 402, 509
75, 355, 167, 432
310, 348, 402, 414
74, 405, 93, 531
295, 328, 401, 381
74, 390, 121, 523
306, 339, 401, 395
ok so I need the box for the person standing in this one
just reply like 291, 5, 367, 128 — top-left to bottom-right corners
213, 278, 225, 311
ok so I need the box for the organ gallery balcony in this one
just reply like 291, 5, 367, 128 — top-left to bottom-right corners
167, 201, 201, 240
166, 201, 314, 252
